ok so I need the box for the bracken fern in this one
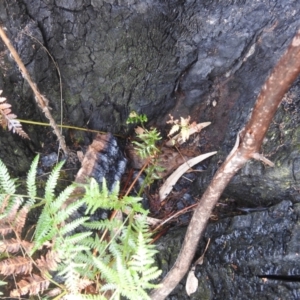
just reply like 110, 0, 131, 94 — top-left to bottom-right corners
0, 155, 161, 299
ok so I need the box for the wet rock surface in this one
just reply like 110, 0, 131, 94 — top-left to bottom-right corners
155, 200, 300, 299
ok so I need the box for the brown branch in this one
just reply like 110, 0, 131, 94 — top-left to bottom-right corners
0, 27, 68, 155
150, 28, 300, 299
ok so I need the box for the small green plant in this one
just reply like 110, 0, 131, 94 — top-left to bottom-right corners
0, 155, 161, 299
127, 111, 161, 159
132, 127, 161, 160
127, 111, 164, 192
126, 111, 148, 125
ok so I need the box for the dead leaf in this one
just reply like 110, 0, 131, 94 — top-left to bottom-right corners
166, 122, 211, 147
159, 151, 217, 201
186, 266, 198, 296
185, 238, 211, 296
194, 238, 211, 265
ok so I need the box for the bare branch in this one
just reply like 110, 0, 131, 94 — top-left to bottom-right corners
150, 28, 300, 299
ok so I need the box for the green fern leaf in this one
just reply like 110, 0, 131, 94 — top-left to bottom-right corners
80, 235, 110, 258
59, 216, 89, 235
58, 260, 82, 293
83, 219, 122, 233
44, 160, 65, 202
83, 178, 119, 214
55, 198, 85, 223
63, 231, 93, 245
49, 184, 76, 212
93, 256, 120, 286
26, 154, 39, 206
33, 228, 57, 253
0, 159, 16, 195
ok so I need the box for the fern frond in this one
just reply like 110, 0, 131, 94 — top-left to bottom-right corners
137, 267, 162, 284
100, 257, 151, 300
0, 256, 32, 275
130, 232, 157, 267
0, 159, 16, 195
50, 184, 76, 213
63, 231, 92, 245
0, 238, 33, 253
93, 256, 119, 286
118, 227, 137, 257
54, 198, 85, 224
57, 259, 83, 293
0, 222, 13, 236
13, 205, 29, 235
83, 178, 108, 214
10, 274, 49, 297
26, 154, 39, 206
83, 218, 122, 232
0, 194, 10, 215
36, 250, 60, 272
117, 195, 147, 214
71, 252, 95, 275
79, 235, 109, 257
44, 160, 65, 202
0, 239, 20, 253
0, 90, 30, 139
34, 209, 53, 238
108, 240, 123, 265
32, 213, 56, 253
1, 196, 23, 223
59, 216, 89, 236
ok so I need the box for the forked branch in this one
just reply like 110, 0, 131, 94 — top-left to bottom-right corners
150, 28, 300, 299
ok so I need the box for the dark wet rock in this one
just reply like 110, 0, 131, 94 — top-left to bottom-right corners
40, 152, 58, 168
155, 200, 300, 299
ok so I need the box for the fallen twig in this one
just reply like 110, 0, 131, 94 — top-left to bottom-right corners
150, 28, 300, 299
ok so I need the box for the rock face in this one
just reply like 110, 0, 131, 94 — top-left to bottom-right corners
155, 200, 300, 299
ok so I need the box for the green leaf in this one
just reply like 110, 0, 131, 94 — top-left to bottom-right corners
63, 231, 93, 245
0, 159, 16, 194
59, 216, 90, 235
26, 154, 39, 206
44, 160, 65, 202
